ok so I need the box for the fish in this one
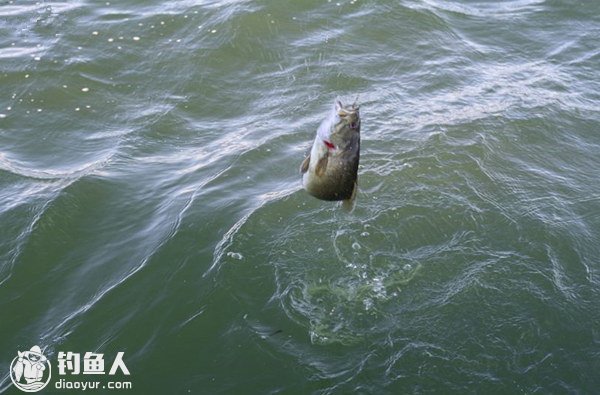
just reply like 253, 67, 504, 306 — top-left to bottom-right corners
300, 99, 361, 205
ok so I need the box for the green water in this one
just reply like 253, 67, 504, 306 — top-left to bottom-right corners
1, 0, 599, 393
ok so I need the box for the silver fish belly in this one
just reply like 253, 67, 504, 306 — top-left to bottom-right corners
300, 99, 361, 202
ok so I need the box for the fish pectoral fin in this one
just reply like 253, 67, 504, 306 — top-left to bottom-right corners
315, 154, 328, 177
300, 154, 311, 174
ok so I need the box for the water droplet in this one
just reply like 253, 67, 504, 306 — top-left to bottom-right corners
81, 87, 89, 92
0, 114, 6, 119
403, 263, 412, 271
133, 36, 140, 41
92, 31, 99, 35
352, 242, 361, 250
227, 252, 243, 260
108, 38, 114, 42
210, 29, 217, 33
361, 232, 369, 237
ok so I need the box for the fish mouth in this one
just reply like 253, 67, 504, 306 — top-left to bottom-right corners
350, 120, 359, 129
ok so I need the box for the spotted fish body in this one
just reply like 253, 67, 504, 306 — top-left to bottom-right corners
300, 99, 361, 202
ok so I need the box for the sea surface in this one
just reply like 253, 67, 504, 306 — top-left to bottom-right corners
1, 0, 599, 393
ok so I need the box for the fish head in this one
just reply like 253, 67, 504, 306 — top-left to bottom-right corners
332, 99, 360, 137
315, 98, 361, 149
